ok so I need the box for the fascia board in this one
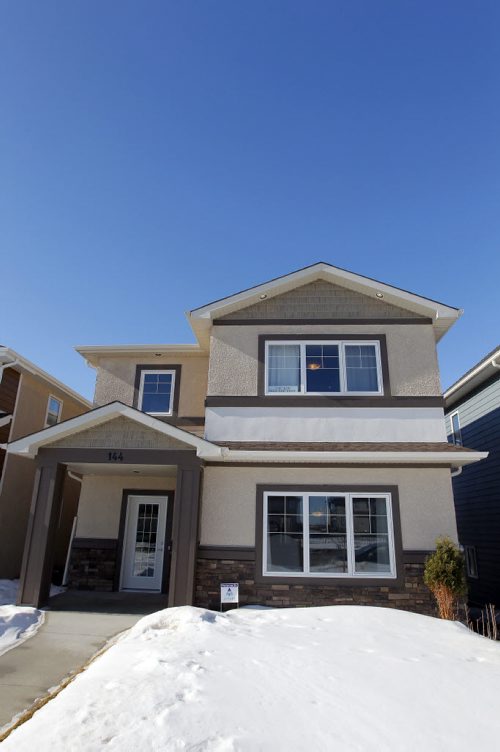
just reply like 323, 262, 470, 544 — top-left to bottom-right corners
218, 449, 488, 466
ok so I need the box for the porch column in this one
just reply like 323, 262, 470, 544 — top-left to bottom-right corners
17, 462, 65, 607
168, 461, 202, 607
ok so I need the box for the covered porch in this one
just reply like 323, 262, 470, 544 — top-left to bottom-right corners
7, 402, 223, 608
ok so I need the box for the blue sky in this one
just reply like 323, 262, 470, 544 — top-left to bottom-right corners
2, 1, 499, 400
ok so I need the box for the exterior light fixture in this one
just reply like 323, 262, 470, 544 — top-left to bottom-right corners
259, 294, 267, 300
376, 292, 384, 299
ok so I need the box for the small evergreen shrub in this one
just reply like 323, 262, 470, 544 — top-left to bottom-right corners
424, 537, 467, 620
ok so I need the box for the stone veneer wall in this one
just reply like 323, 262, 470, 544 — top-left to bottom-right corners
194, 557, 437, 616
69, 542, 117, 591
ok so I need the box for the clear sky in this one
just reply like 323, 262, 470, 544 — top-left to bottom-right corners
2, 1, 499, 401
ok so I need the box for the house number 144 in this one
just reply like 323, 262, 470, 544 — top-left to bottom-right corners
107, 451, 124, 462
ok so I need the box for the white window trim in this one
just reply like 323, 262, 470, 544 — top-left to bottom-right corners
45, 395, 63, 428
264, 340, 384, 397
262, 490, 396, 579
450, 410, 462, 446
138, 369, 176, 416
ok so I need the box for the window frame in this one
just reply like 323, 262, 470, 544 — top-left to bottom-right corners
45, 395, 63, 427
264, 339, 384, 397
262, 490, 396, 579
464, 545, 478, 579
450, 411, 462, 446
137, 369, 176, 416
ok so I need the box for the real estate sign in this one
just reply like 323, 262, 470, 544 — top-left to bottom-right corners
220, 583, 239, 604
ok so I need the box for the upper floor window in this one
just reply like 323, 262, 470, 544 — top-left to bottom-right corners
450, 411, 462, 446
45, 396, 63, 427
138, 370, 176, 415
265, 340, 383, 395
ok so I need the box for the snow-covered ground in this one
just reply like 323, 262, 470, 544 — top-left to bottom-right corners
3, 604, 500, 751
0, 580, 64, 657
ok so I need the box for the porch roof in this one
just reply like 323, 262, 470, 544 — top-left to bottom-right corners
6, 401, 223, 460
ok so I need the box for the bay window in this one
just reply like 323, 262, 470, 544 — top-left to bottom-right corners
263, 491, 396, 578
265, 340, 382, 395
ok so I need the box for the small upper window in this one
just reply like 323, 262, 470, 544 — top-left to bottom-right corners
46, 396, 63, 427
464, 545, 478, 578
450, 411, 462, 446
138, 370, 175, 415
265, 341, 382, 395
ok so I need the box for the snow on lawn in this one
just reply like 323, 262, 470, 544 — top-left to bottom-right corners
3, 605, 500, 751
0, 580, 64, 657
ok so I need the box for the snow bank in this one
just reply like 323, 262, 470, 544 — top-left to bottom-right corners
0, 580, 64, 657
3, 605, 500, 751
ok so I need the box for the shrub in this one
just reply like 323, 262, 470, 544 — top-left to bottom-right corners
424, 537, 467, 620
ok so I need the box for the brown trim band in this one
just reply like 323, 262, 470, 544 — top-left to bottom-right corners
215, 318, 432, 326
197, 545, 256, 561
255, 484, 404, 587
402, 550, 433, 564
205, 395, 444, 408
257, 333, 391, 397
37, 447, 200, 468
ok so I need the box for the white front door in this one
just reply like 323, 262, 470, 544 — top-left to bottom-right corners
120, 495, 168, 592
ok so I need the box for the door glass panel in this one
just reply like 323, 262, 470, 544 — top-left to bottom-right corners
352, 497, 391, 573
133, 503, 159, 577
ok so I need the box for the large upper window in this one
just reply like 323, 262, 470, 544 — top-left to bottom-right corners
263, 491, 396, 578
265, 341, 382, 395
45, 396, 63, 427
138, 370, 176, 415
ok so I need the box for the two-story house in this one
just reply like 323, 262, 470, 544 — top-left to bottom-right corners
0, 347, 91, 579
444, 346, 500, 609
7, 264, 486, 613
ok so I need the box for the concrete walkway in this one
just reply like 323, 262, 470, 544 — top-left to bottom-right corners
0, 591, 166, 732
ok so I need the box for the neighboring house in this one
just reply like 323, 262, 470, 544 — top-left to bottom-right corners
444, 346, 500, 609
7, 263, 486, 614
0, 347, 92, 580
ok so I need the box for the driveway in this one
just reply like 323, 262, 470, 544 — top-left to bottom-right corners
0, 591, 166, 733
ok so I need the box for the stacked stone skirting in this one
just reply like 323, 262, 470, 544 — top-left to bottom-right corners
69, 540, 117, 591
194, 557, 437, 616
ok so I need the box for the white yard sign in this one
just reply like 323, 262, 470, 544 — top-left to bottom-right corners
220, 583, 239, 604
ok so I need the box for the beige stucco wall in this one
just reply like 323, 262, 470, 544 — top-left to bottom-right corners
76, 475, 176, 539
93, 355, 209, 417
11, 373, 88, 441
200, 465, 456, 550
207, 324, 441, 397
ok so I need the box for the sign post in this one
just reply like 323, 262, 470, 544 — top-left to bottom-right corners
220, 582, 239, 611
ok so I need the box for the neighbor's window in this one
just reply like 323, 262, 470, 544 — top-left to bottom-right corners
464, 545, 478, 578
263, 491, 396, 578
450, 411, 462, 446
265, 341, 382, 395
138, 370, 175, 415
45, 396, 63, 427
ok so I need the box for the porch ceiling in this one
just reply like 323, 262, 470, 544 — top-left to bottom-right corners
66, 462, 178, 477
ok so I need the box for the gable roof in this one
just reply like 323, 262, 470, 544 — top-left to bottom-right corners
0, 347, 92, 408
6, 402, 223, 459
187, 262, 461, 346
444, 346, 500, 409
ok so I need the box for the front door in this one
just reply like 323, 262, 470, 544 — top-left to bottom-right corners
120, 495, 168, 591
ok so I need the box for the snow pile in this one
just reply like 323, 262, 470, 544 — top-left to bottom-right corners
0, 580, 64, 657
3, 605, 500, 751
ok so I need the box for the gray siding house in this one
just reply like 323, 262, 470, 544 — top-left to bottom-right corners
444, 347, 500, 608
7, 263, 486, 614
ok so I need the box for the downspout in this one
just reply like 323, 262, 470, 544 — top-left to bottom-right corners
451, 466, 462, 478
491, 359, 500, 370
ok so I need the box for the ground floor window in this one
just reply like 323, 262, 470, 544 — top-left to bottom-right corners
263, 491, 396, 578
464, 545, 478, 578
